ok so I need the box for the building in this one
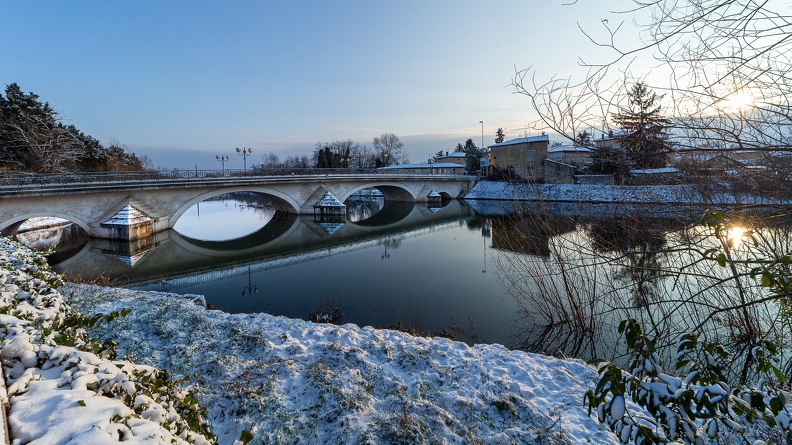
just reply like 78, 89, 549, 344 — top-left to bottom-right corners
435, 152, 467, 166
377, 162, 465, 175
593, 130, 632, 149
595, 129, 674, 167
488, 135, 549, 181
547, 145, 591, 166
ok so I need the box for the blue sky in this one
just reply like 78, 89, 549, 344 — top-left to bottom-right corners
2, 1, 640, 169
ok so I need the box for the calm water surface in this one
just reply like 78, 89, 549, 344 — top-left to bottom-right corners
36, 191, 792, 371
50, 193, 524, 346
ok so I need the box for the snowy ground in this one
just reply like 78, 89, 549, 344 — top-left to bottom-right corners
0, 235, 621, 444
0, 237, 213, 445
68, 284, 618, 444
463, 181, 790, 206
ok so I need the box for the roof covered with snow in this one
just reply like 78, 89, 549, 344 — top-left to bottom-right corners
630, 167, 681, 175
102, 205, 152, 226
314, 192, 345, 208
437, 152, 467, 158
379, 162, 463, 170
488, 135, 549, 148
548, 145, 591, 153
595, 129, 635, 141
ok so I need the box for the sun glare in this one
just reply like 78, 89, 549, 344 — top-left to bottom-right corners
727, 226, 747, 247
722, 91, 753, 112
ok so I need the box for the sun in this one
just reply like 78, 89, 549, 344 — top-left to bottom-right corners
722, 91, 753, 112
727, 226, 748, 247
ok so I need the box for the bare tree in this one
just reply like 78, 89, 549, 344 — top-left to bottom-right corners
372, 133, 409, 166
313, 139, 364, 168
3, 113, 85, 172
505, 4, 792, 441
514, 1, 792, 163
283, 154, 310, 169
260, 151, 280, 169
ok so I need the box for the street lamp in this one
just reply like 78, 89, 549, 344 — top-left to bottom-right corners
215, 154, 230, 175
236, 147, 253, 175
241, 265, 258, 296
479, 120, 484, 150
479, 121, 485, 178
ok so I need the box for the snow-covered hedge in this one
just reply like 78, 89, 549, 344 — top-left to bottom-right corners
0, 237, 215, 444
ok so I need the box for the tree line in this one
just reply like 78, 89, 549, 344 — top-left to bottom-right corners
256, 133, 410, 170
0, 83, 148, 173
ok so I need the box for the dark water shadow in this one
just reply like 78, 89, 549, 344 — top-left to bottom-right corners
348, 200, 416, 227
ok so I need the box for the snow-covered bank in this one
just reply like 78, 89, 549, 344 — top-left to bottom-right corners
69, 284, 618, 444
463, 181, 790, 205
1, 236, 619, 444
0, 238, 214, 445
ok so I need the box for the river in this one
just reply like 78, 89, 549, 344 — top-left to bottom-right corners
16, 191, 792, 374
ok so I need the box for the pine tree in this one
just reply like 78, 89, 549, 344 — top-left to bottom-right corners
612, 82, 670, 169
0, 83, 144, 172
495, 128, 505, 144
575, 130, 593, 147
462, 138, 483, 172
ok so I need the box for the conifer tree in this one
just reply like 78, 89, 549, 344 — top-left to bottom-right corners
612, 82, 670, 169
495, 128, 505, 144
0, 83, 143, 172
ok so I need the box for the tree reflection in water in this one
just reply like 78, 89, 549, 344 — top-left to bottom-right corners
492, 201, 792, 385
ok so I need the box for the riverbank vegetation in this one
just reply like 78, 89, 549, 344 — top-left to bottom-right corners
508, 1, 792, 442
489, 199, 792, 442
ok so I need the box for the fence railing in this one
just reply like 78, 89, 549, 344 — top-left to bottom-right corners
0, 168, 469, 187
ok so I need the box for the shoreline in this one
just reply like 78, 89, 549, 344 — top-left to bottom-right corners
463, 180, 792, 206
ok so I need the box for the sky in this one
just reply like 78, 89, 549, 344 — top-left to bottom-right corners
1, 1, 644, 169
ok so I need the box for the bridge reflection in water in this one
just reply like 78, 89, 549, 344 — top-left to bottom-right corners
51, 199, 473, 290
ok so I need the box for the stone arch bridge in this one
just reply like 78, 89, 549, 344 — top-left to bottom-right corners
0, 173, 475, 241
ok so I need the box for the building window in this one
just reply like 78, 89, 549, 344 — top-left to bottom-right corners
527, 150, 535, 163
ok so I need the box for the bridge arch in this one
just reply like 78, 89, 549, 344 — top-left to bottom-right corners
169, 187, 302, 228
0, 212, 91, 237
338, 183, 416, 203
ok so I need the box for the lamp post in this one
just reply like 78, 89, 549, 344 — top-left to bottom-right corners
479, 121, 484, 178
241, 265, 258, 296
480, 120, 485, 151
215, 154, 230, 175
236, 147, 253, 175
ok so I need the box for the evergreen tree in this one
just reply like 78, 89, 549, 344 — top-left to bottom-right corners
612, 82, 670, 169
575, 130, 593, 147
462, 138, 483, 172
0, 83, 144, 172
495, 128, 505, 144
